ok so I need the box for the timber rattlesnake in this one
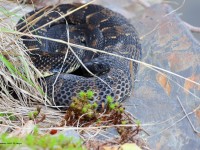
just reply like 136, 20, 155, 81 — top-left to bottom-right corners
16, 4, 141, 109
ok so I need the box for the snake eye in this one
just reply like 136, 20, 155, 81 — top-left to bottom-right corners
79, 32, 86, 43
80, 36, 85, 42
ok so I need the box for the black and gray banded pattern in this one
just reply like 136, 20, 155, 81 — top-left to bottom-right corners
16, 4, 142, 110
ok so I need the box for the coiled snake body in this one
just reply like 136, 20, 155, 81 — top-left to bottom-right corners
17, 4, 141, 109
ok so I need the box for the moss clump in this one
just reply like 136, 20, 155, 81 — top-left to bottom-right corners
62, 90, 137, 129
63, 90, 98, 124
58, 90, 143, 143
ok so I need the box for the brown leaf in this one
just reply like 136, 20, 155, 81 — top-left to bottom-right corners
184, 74, 200, 94
103, 145, 120, 150
156, 73, 171, 95
120, 143, 142, 150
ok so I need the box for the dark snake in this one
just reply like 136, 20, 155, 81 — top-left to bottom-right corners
16, 4, 142, 110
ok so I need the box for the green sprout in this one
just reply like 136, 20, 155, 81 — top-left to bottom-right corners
121, 120, 127, 125
92, 102, 98, 109
109, 103, 116, 110
106, 95, 114, 104
135, 120, 141, 126
0, 113, 17, 121
79, 91, 86, 99
119, 107, 124, 113
28, 111, 38, 120
86, 90, 94, 99
82, 107, 88, 113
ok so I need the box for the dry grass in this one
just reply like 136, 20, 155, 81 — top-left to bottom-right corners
0, 0, 64, 134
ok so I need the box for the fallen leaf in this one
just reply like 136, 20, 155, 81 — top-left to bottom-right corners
184, 74, 200, 94
103, 145, 119, 150
195, 109, 200, 123
156, 73, 171, 95
120, 143, 142, 150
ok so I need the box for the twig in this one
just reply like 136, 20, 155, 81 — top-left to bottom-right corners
177, 96, 200, 134
184, 21, 200, 33
136, 0, 151, 8
147, 102, 200, 139
164, 0, 185, 17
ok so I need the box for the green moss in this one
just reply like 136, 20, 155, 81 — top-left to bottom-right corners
86, 90, 94, 99
92, 102, 98, 109
0, 134, 84, 150
64, 90, 139, 140
82, 107, 88, 113
106, 95, 114, 104
135, 120, 141, 126
70, 102, 75, 108
121, 120, 127, 125
0, 113, 17, 121
28, 111, 38, 120
33, 125, 39, 135
109, 103, 116, 110
79, 91, 86, 99
119, 107, 124, 113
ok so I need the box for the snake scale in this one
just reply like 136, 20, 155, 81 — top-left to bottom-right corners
16, 4, 141, 110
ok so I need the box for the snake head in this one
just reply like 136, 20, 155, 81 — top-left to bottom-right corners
81, 60, 110, 77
